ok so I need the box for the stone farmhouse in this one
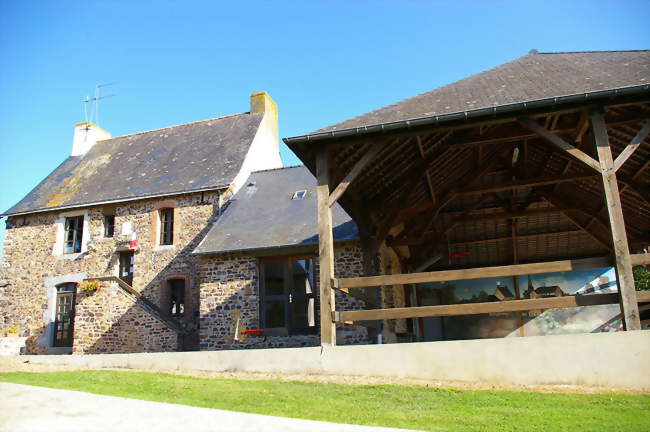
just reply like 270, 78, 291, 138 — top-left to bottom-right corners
0, 92, 367, 354
2, 50, 650, 357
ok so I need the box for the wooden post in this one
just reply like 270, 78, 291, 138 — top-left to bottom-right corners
591, 111, 641, 331
316, 149, 337, 346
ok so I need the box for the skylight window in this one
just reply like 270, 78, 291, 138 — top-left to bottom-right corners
292, 190, 307, 200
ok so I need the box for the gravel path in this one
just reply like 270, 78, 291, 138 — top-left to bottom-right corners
0, 382, 421, 432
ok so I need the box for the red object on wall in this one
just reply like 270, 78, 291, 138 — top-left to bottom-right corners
129, 240, 138, 249
242, 329, 264, 335
451, 251, 470, 258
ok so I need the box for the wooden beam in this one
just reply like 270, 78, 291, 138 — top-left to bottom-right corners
416, 135, 437, 206
438, 230, 585, 247
316, 149, 337, 346
583, 157, 650, 236
335, 256, 613, 289
574, 110, 590, 143
519, 118, 601, 172
592, 110, 641, 331
616, 174, 650, 204
396, 145, 512, 224
542, 194, 613, 251
631, 253, 650, 266
328, 140, 389, 207
336, 291, 650, 322
613, 120, 650, 172
456, 173, 597, 196
393, 207, 584, 247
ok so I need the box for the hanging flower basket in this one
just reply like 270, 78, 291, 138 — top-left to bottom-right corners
80, 279, 100, 293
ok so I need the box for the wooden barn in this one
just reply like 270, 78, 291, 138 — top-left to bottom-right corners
284, 50, 650, 345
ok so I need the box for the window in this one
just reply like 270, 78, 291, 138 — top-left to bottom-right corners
64, 216, 84, 253
168, 279, 186, 317
104, 215, 115, 237
53, 283, 76, 347
119, 251, 134, 286
159, 208, 174, 245
260, 257, 316, 335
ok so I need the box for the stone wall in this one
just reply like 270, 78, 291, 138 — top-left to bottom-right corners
73, 281, 178, 354
198, 242, 368, 350
1, 191, 219, 354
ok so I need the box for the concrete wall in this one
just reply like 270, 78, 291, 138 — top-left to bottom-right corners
25, 330, 650, 390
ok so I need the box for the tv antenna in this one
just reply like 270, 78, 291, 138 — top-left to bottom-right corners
83, 82, 117, 126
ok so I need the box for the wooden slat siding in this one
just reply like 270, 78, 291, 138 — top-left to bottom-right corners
393, 229, 584, 248
316, 150, 337, 346
450, 229, 584, 246
335, 291, 650, 322
584, 157, 650, 234
455, 173, 598, 196
396, 144, 513, 225
592, 110, 641, 331
335, 256, 613, 289
613, 120, 650, 172
328, 140, 389, 207
541, 194, 613, 251
519, 118, 602, 172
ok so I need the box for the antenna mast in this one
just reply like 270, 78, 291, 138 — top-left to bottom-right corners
83, 82, 117, 126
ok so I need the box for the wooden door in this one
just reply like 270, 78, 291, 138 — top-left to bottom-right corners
119, 251, 134, 286
53, 283, 76, 347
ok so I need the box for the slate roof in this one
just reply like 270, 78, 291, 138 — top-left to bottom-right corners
193, 166, 358, 255
3, 113, 262, 216
311, 50, 650, 135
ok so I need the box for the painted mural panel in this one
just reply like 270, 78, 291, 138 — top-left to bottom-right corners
417, 267, 620, 341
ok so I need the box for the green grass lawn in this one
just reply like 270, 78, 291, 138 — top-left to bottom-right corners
1, 370, 648, 431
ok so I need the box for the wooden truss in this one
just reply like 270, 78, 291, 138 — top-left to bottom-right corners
313, 102, 650, 345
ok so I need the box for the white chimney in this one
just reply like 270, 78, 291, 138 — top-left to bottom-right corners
228, 91, 283, 194
71, 122, 111, 156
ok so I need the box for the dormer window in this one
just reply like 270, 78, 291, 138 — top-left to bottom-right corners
64, 216, 84, 253
159, 208, 174, 245
291, 190, 307, 200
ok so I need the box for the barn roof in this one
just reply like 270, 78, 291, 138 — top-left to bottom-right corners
3, 112, 262, 216
193, 166, 358, 255
284, 50, 650, 270
286, 50, 650, 143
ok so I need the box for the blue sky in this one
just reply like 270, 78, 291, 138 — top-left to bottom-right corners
1, 1, 649, 259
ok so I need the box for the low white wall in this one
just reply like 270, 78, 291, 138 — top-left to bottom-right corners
0, 337, 27, 356
25, 331, 650, 390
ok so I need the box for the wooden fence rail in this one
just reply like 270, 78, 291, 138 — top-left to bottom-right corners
335, 290, 650, 323
334, 253, 650, 290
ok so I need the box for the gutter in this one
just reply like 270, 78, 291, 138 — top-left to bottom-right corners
283, 84, 650, 145
1, 184, 229, 218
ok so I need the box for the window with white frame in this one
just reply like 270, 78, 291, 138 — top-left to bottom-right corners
64, 216, 84, 254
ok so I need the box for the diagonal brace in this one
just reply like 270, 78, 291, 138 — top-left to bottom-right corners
519, 118, 601, 172
613, 120, 650, 172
